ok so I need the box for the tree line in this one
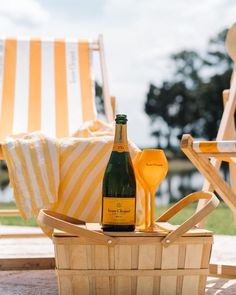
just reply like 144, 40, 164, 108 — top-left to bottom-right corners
144, 29, 233, 156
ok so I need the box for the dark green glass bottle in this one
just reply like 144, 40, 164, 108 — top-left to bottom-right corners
101, 114, 136, 232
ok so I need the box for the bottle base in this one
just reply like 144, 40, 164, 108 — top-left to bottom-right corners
102, 224, 135, 232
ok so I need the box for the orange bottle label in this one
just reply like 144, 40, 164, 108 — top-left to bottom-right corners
112, 143, 129, 153
102, 197, 136, 225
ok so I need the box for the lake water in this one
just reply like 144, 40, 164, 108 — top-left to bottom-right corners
156, 170, 204, 205
0, 185, 14, 203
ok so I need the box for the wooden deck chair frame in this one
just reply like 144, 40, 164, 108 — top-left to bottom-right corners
181, 135, 236, 278
180, 23, 236, 279
0, 35, 116, 238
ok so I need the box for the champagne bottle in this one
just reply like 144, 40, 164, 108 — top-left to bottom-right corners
101, 114, 136, 231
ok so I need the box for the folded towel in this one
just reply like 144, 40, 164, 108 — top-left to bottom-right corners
2, 120, 145, 225
2, 132, 59, 219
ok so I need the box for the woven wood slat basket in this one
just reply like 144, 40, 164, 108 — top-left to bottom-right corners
38, 191, 219, 295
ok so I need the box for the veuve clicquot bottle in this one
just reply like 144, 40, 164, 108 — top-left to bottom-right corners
101, 114, 136, 231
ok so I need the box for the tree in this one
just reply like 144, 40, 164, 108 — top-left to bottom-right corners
95, 81, 105, 115
145, 29, 233, 154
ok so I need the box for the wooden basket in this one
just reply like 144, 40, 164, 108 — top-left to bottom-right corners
38, 191, 219, 295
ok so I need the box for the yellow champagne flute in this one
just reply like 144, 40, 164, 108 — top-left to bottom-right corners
137, 149, 168, 230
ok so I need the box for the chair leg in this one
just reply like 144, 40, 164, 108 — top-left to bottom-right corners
223, 89, 236, 224
197, 158, 221, 227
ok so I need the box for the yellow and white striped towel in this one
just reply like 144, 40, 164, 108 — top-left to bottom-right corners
2, 132, 59, 219
2, 121, 145, 224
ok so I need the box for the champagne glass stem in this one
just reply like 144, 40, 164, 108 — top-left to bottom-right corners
144, 189, 149, 228
150, 188, 156, 227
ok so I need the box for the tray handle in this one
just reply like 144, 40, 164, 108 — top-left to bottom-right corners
37, 210, 117, 245
156, 191, 219, 247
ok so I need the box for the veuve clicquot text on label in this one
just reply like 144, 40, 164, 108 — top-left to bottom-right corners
101, 114, 136, 231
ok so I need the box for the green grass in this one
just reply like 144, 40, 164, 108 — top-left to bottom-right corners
0, 202, 235, 234
0, 202, 37, 226
156, 203, 236, 235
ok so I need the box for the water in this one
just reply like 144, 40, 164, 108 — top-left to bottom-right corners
0, 186, 14, 203
156, 170, 204, 205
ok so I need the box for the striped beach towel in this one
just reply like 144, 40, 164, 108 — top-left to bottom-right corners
2, 121, 145, 225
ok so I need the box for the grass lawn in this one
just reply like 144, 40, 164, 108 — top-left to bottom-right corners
0, 202, 235, 235
156, 203, 236, 235
0, 202, 37, 226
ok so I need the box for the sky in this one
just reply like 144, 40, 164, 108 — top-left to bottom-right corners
0, 0, 236, 147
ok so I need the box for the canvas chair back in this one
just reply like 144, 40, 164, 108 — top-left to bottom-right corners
0, 36, 113, 141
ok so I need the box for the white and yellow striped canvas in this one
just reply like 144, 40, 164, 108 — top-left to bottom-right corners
193, 140, 236, 163
0, 38, 97, 139
193, 141, 236, 153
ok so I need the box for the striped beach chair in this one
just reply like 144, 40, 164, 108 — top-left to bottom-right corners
180, 23, 236, 278
181, 23, 236, 218
180, 135, 236, 278
0, 36, 115, 233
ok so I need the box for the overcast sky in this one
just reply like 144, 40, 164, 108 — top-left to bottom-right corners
0, 0, 236, 147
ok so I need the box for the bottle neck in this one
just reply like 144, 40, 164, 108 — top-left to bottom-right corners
112, 123, 128, 152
